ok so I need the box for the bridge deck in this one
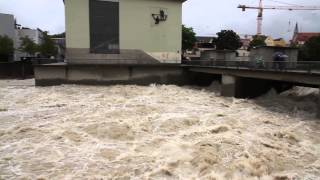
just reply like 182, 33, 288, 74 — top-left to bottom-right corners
182, 61, 320, 86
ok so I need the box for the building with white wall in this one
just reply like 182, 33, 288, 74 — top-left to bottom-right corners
0, 13, 44, 60
15, 28, 43, 60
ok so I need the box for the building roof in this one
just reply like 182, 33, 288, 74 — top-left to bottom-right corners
274, 38, 284, 41
294, 33, 320, 42
196, 36, 214, 43
240, 38, 251, 47
254, 46, 298, 50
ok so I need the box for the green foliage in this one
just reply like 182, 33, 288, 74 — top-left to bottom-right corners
19, 36, 38, 56
215, 30, 242, 50
182, 25, 196, 51
303, 36, 320, 61
0, 35, 14, 61
39, 32, 58, 57
249, 35, 267, 50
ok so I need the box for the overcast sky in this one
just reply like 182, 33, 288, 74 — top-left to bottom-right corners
0, 0, 319, 40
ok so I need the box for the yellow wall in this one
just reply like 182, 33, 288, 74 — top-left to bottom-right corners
65, 0, 90, 49
120, 0, 182, 61
64, 0, 183, 62
274, 39, 286, 47
264, 37, 274, 47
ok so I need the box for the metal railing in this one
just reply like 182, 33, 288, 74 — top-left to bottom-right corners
182, 60, 320, 73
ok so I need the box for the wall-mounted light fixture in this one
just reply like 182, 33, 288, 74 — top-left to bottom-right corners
152, 10, 167, 24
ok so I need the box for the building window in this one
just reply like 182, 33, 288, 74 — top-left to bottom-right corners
89, 0, 119, 54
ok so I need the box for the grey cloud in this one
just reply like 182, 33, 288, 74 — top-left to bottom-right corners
183, 0, 320, 40
0, 0, 319, 39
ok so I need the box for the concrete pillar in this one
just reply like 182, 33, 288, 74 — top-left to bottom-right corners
318, 88, 320, 118
221, 75, 237, 97
221, 75, 272, 98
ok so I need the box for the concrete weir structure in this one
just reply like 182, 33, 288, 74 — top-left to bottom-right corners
34, 63, 190, 86
35, 0, 188, 85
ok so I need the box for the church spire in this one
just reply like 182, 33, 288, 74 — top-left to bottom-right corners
294, 23, 299, 34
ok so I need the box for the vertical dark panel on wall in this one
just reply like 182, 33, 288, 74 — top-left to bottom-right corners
89, 0, 119, 54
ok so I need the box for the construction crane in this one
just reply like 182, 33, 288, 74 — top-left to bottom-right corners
238, 0, 320, 35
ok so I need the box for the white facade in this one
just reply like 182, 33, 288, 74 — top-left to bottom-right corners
16, 29, 42, 44
15, 28, 43, 60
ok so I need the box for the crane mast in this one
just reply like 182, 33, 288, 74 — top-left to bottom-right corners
238, 0, 320, 35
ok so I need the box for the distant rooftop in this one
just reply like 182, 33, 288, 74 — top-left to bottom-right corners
295, 32, 320, 42
196, 36, 214, 43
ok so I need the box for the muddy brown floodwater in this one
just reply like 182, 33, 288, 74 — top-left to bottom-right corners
0, 79, 320, 180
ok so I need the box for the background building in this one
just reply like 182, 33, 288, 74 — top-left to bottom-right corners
52, 37, 66, 60
15, 28, 43, 60
64, 0, 186, 64
292, 23, 320, 46
0, 13, 44, 61
273, 38, 286, 47
0, 13, 15, 40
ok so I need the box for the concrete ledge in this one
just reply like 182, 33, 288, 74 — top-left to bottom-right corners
34, 63, 66, 86
34, 63, 190, 86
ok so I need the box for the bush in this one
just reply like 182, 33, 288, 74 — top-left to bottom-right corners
0, 35, 14, 62
182, 25, 196, 51
303, 36, 320, 61
39, 32, 58, 58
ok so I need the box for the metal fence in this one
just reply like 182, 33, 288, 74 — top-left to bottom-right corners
182, 60, 320, 73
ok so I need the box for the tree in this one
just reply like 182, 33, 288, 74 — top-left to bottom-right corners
303, 36, 320, 61
215, 30, 242, 50
39, 32, 58, 57
19, 36, 38, 56
249, 35, 267, 50
182, 25, 196, 51
0, 35, 14, 62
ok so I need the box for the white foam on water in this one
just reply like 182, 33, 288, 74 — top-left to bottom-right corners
0, 80, 319, 179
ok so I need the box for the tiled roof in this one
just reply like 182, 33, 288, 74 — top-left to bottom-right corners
295, 33, 320, 42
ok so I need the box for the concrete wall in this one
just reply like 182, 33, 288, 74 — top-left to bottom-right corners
35, 64, 190, 86
221, 75, 237, 97
16, 29, 42, 44
120, 0, 182, 62
0, 61, 34, 79
0, 13, 15, 40
65, 0, 90, 49
200, 50, 236, 61
250, 47, 298, 68
65, 0, 183, 64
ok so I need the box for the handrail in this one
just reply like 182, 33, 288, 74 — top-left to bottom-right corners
182, 60, 320, 74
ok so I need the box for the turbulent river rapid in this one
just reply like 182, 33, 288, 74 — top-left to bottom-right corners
0, 79, 319, 180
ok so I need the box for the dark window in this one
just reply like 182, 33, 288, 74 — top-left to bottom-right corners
89, 0, 119, 54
